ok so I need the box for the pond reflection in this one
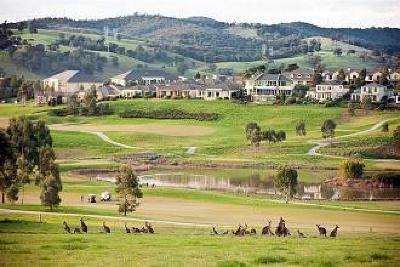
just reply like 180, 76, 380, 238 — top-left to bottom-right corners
91, 169, 400, 200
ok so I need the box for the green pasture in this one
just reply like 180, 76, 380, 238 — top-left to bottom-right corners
0, 215, 399, 267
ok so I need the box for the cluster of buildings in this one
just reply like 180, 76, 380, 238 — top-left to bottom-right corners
35, 67, 400, 106
36, 69, 241, 105
245, 68, 400, 104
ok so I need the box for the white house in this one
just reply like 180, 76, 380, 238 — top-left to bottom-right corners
120, 85, 156, 98
285, 69, 313, 86
111, 69, 177, 86
246, 73, 294, 102
42, 70, 103, 93
351, 83, 393, 102
203, 83, 240, 100
306, 81, 349, 102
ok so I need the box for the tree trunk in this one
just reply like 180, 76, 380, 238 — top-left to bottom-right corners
21, 184, 24, 205
124, 194, 127, 216
1, 192, 5, 204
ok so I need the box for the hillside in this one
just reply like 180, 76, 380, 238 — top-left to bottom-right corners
1, 14, 397, 78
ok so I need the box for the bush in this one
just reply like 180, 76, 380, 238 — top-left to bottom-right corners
119, 108, 220, 121
338, 159, 365, 179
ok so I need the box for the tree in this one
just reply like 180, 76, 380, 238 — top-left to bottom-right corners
347, 103, 356, 116
333, 48, 342, 56
38, 148, 62, 209
361, 96, 373, 110
321, 119, 336, 140
382, 122, 389, 133
16, 155, 30, 204
338, 159, 365, 179
393, 126, 400, 142
274, 166, 298, 203
295, 121, 306, 136
245, 123, 261, 146
115, 166, 143, 216
0, 129, 17, 203
35, 120, 52, 148
337, 69, 345, 81
194, 72, 201, 79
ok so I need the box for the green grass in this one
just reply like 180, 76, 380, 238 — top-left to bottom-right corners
0, 216, 399, 266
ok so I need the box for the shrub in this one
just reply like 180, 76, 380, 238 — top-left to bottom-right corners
119, 108, 219, 121
255, 255, 286, 264
338, 159, 365, 179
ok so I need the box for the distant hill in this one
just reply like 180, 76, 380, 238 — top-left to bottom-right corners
27, 14, 399, 63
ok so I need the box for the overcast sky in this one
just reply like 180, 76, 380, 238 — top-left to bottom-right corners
1, 0, 399, 28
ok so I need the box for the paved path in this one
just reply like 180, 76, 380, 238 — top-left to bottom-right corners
91, 131, 136, 149
307, 119, 397, 160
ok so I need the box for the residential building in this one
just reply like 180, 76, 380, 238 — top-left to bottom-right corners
245, 73, 294, 102
285, 69, 314, 86
345, 69, 360, 85
203, 83, 240, 100
42, 70, 103, 93
111, 69, 177, 86
120, 85, 156, 98
306, 81, 349, 102
351, 83, 393, 102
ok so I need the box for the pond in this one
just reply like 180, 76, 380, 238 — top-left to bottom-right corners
80, 168, 400, 201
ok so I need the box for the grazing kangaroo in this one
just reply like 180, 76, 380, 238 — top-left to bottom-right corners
80, 217, 87, 233
73, 227, 81, 233
233, 225, 244, 236
297, 229, 305, 238
250, 228, 257, 235
103, 222, 110, 233
262, 220, 274, 236
132, 227, 141, 233
316, 225, 327, 237
124, 223, 131, 233
212, 227, 219, 235
146, 222, 154, 234
330, 225, 339, 238
63, 221, 71, 233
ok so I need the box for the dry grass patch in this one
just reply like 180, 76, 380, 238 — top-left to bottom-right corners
49, 123, 214, 136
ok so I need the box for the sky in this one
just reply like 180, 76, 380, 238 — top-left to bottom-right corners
0, 0, 399, 28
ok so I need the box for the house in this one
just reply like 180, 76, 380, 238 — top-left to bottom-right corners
322, 71, 340, 82
351, 83, 393, 102
389, 70, 400, 87
34, 91, 73, 105
156, 82, 195, 98
203, 83, 240, 100
110, 69, 178, 86
120, 85, 156, 98
345, 69, 360, 85
95, 85, 121, 101
306, 81, 349, 102
285, 69, 314, 86
42, 70, 103, 93
245, 73, 294, 102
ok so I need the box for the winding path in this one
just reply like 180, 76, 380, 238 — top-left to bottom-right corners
307, 119, 397, 160
91, 131, 136, 149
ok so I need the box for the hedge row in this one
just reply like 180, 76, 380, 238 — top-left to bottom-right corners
119, 108, 219, 121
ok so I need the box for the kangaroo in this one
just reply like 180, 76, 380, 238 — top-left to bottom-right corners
80, 217, 87, 233
330, 225, 339, 238
297, 229, 305, 238
63, 221, 71, 233
146, 222, 154, 234
132, 227, 141, 233
262, 220, 274, 236
316, 224, 327, 237
124, 223, 131, 233
103, 222, 110, 233
212, 227, 219, 235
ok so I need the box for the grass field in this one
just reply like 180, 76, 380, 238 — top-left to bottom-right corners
1, 214, 399, 267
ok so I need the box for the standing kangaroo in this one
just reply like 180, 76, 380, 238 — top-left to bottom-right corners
80, 217, 87, 233
330, 225, 339, 238
124, 223, 131, 233
316, 224, 327, 237
63, 221, 71, 233
262, 220, 274, 236
297, 229, 305, 238
103, 222, 111, 233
